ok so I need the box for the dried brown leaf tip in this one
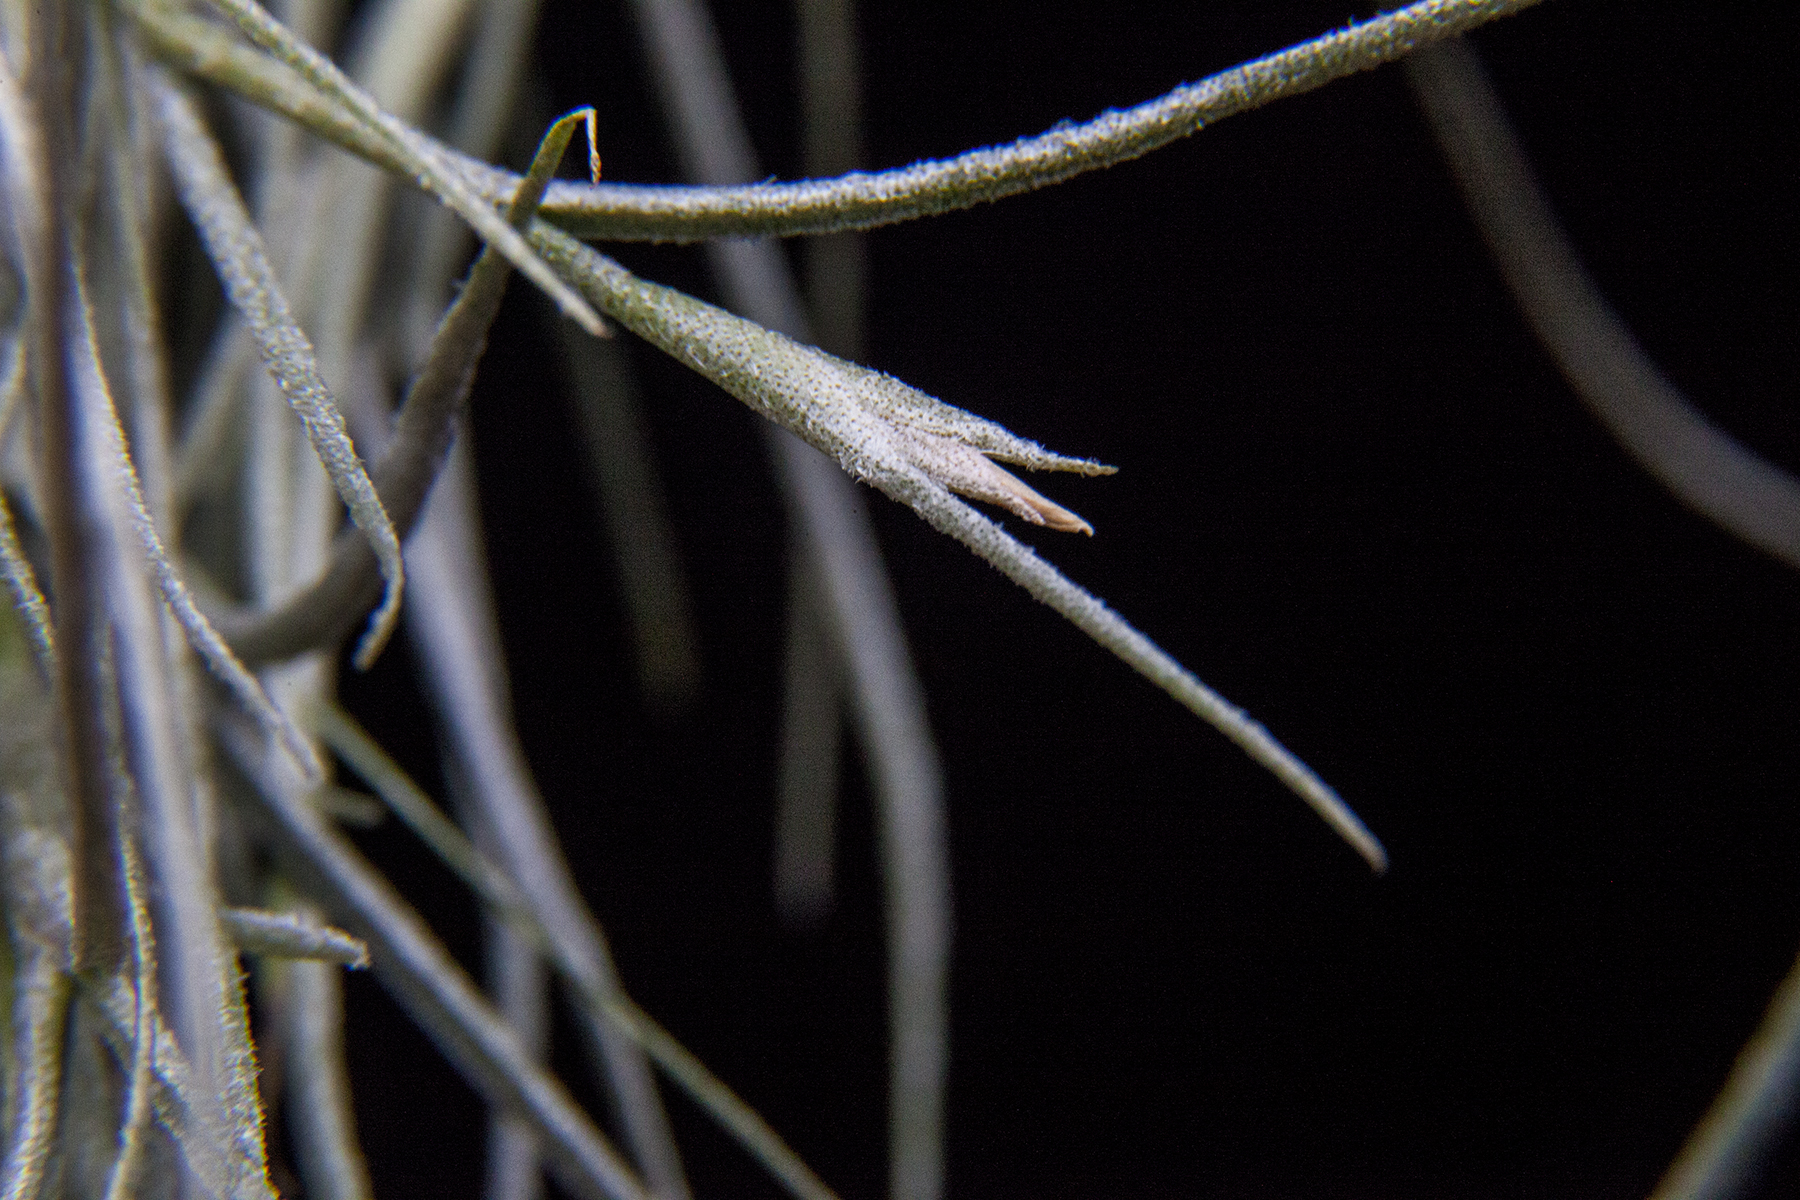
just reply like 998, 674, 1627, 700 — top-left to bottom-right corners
889, 426, 1101, 534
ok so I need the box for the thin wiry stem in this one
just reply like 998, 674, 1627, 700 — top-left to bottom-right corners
476, 830, 549, 1200
318, 701, 846, 1200
65, 222, 322, 782
0, 649, 70, 1200
1405, 38, 1800, 571
137, 0, 1545, 244
147, 67, 401, 647
0, 53, 54, 686
556, 0, 1548, 240
1650, 945, 1800, 1200
908, 476, 1388, 872
401, 445, 692, 1200
283, 955, 374, 1200
385, 17, 561, 1190
0, 774, 75, 1200
624, 5, 949, 1196
72, 266, 278, 1200
315, 704, 535, 927
402, 0, 546, 362
285, 0, 478, 478
221, 723, 653, 1200
0, 954, 70, 1200
190, 0, 605, 335
83, 968, 273, 1199
96, 20, 176, 534
213, 106, 588, 669
148, 70, 406, 668
99, 777, 158, 1200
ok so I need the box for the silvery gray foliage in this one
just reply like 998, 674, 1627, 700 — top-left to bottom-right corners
30, 2, 1795, 1199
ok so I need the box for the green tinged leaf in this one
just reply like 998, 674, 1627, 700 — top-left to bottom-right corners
148, 69, 406, 673
537, 231, 1386, 870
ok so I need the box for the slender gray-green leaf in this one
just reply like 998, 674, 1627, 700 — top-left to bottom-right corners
545, 0, 1548, 240
72, 270, 279, 1200
402, 444, 691, 1200
68, 249, 321, 781
403, 0, 546, 363
0, 42, 53, 685
613, 0, 987, 1164
220, 723, 651, 1200
317, 698, 846, 1200
0, 492, 52, 682
86, 973, 264, 1200
0, 819, 74, 1200
147, 68, 406, 669
194, 0, 605, 337
139, 0, 1542, 245
540, 231, 1388, 870
772, 550, 839, 926
211, 106, 590, 668
282, 952, 375, 1200
102, 774, 160, 1200
316, 704, 535, 927
1650, 945, 1800, 1200
553, 320, 700, 712
220, 907, 368, 968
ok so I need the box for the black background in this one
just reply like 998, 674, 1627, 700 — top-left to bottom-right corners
333, 2, 1800, 1197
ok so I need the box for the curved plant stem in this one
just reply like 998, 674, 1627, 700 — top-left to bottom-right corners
1405, 38, 1800, 571
214, 106, 587, 668
100, 784, 158, 1200
134, 0, 1545, 243
478, 891, 549, 1200
625, 5, 951, 1198
283, 952, 375, 1200
553, 320, 700, 714
536, 230, 1388, 872
1649, 945, 1800, 1200
0, 496, 52, 683
401, 445, 693, 1200
223, 724, 653, 1200
317, 702, 845, 1200
0, 954, 71, 1200
72, 266, 279, 1200
192, 0, 605, 336
220, 907, 368, 968
771, 0, 867, 929
772, 547, 840, 926
148, 69, 406, 668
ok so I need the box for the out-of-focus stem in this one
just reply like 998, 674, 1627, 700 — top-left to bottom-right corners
772, 547, 839, 927
553, 321, 700, 715
625, 3, 950, 1197
1650, 948, 1800, 1199
475, 861, 549, 1200
403, 442, 691, 1200
773, 0, 868, 929
1406, 38, 1800, 570
796, 0, 864, 362
284, 951, 375, 1200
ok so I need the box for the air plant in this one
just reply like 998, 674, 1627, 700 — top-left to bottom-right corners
1, 0, 1788, 1198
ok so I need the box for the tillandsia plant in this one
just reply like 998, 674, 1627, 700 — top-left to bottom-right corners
0, 0, 1794, 1197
